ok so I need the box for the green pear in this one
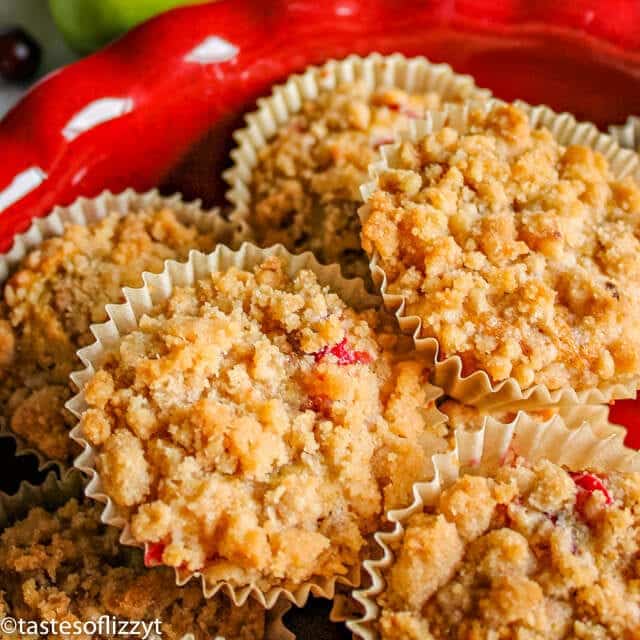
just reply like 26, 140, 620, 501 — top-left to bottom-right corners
49, 0, 206, 54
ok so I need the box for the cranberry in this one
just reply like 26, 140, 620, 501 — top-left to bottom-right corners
144, 541, 165, 567
313, 337, 372, 365
0, 27, 41, 83
570, 472, 612, 517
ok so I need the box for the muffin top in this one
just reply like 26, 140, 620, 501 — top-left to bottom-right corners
375, 457, 640, 639
0, 207, 223, 461
361, 103, 640, 393
246, 81, 469, 281
0, 498, 265, 640
79, 256, 443, 591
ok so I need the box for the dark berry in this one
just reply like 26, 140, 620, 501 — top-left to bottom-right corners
0, 27, 42, 83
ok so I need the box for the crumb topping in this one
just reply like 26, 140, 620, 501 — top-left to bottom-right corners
361, 104, 640, 392
79, 257, 442, 591
247, 81, 469, 280
0, 499, 265, 640
376, 458, 640, 639
0, 208, 223, 461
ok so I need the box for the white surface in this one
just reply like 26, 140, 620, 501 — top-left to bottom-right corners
62, 97, 134, 140
185, 35, 238, 63
0, 0, 77, 118
0, 166, 46, 211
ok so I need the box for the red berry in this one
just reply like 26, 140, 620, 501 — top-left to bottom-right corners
144, 541, 165, 567
0, 27, 41, 83
570, 472, 612, 517
313, 337, 372, 365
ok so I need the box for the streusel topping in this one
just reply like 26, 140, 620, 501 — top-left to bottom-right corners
246, 81, 468, 280
80, 257, 442, 590
376, 458, 640, 639
0, 499, 265, 640
361, 103, 640, 392
0, 208, 223, 461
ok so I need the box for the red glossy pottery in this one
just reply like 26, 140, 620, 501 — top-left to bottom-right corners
0, 0, 639, 446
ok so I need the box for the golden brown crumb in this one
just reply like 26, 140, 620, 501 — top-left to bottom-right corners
375, 458, 640, 639
0, 208, 224, 461
80, 257, 443, 591
0, 499, 265, 640
361, 103, 640, 392
246, 82, 470, 281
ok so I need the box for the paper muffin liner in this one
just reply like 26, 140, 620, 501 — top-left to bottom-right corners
0, 468, 85, 530
224, 52, 491, 239
0, 469, 294, 640
360, 98, 640, 409
0, 188, 236, 472
348, 409, 640, 639
67, 241, 386, 609
477, 402, 627, 442
609, 115, 640, 150
554, 404, 627, 440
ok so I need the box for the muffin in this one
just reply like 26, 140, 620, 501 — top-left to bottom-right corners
361, 102, 640, 398
74, 253, 445, 597
0, 497, 266, 640
369, 457, 640, 639
231, 55, 489, 282
0, 203, 228, 463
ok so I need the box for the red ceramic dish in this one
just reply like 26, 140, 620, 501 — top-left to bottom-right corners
0, 0, 639, 441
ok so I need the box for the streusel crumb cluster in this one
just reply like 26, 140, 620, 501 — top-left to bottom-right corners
0, 208, 222, 461
362, 104, 640, 392
0, 498, 265, 640
79, 257, 442, 589
376, 458, 640, 639
247, 82, 467, 280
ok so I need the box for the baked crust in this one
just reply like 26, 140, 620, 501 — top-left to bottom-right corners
0, 208, 221, 461
248, 82, 467, 281
79, 257, 442, 591
376, 457, 640, 639
0, 499, 265, 640
361, 104, 640, 392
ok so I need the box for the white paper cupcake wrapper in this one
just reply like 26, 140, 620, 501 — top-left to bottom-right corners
0, 468, 85, 530
609, 115, 640, 150
348, 410, 640, 639
224, 52, 491, 238
0, 188, 234, 471
0, 472, 294, 640
360, 98, 640, 409
67, 242, 381, 609
555, 404, 627, 441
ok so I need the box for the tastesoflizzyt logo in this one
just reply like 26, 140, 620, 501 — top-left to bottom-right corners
0, 616, 162, 638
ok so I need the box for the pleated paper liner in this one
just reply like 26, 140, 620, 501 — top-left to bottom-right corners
347, 410, 640, 639
0, 470, 294, 640
224, 52, 492, 241
359, 98, 640, 410
609, 115, 640, 150
65, 242, 396, 609
0, 468, 85, 529
553, 403, 627, 441
0, 188, 237, 472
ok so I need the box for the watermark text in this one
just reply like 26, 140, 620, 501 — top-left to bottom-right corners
0, 616, 162, 638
